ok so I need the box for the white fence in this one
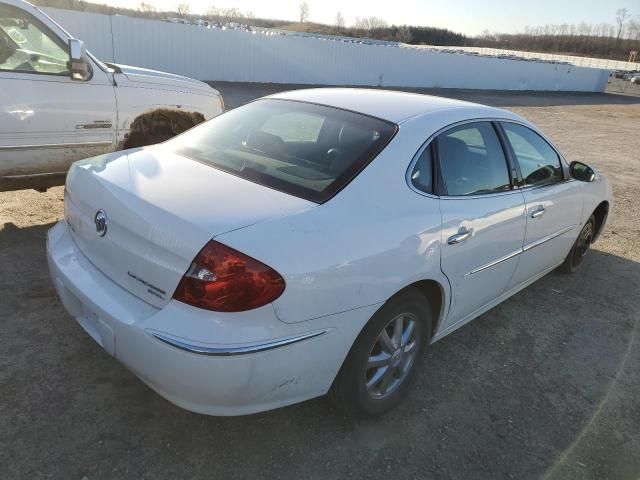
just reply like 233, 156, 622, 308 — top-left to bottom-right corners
422, 45, 640, 72
43, 8, 610, 92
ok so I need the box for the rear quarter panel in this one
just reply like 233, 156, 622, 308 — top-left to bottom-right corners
215, 116, 452, 325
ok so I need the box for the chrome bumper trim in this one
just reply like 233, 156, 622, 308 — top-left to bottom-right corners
151, 330, 329, 356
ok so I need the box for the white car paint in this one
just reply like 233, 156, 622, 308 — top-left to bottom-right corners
63, 148, 314, 309
47, 89, 612, 415
0, 0, 223, 186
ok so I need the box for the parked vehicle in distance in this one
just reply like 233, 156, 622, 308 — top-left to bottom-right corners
47, 89, 611, 417
0, 0, 224, 192
613, 69, 636, 79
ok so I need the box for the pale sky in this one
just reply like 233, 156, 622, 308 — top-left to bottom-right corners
91, 0, 636, 36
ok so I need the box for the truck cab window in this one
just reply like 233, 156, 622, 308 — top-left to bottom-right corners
0, 4, 69, 75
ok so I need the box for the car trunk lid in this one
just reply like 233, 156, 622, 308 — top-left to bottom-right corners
64, 148, 314, 308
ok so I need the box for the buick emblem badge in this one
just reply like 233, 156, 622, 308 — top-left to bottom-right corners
94, 210, 108, 237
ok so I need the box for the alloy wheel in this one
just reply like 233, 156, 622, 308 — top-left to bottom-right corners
365, 313, 419, 399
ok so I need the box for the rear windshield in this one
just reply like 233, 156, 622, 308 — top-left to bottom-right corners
166, 99, 397, 203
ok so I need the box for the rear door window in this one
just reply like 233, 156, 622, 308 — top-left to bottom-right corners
501, 123, 563, 187
436, 122, 511, 196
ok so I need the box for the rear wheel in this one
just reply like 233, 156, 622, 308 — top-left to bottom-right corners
560, 215, 595, 274
329, 288, 431, 418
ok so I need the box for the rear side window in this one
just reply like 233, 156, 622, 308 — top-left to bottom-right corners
502, 123, 563, 187
410, 146, 433, 193
167, 99, 397, 203
437, 122, 511, 196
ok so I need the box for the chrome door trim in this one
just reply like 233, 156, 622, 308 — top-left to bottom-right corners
439, 188, 524, 200
0, 141, 113, 151
151, 329, 329, 356
464, 248, 522, 278
463, 224, 575, 277
522, 225, 576, 252
516, 178, 577, 193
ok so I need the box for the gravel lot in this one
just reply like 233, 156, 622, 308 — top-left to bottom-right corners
1, 85, 639, 480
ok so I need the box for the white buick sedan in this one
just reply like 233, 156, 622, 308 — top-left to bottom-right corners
47, 89, 611, 417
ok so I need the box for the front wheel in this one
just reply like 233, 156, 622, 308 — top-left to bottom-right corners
559, 215, 595, 274
329, 288, 431, 418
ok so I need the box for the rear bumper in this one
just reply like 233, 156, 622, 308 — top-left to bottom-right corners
46, 221, 376, 415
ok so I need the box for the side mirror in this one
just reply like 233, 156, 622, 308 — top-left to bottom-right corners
68, 38, 91, 81
569, 161, 596, 183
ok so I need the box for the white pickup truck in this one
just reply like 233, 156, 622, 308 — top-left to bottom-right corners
0, 0, 224, 191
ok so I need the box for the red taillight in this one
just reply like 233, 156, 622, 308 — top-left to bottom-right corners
173, 240, 285, 312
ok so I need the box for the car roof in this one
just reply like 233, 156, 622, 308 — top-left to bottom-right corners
268, 88, 517, 124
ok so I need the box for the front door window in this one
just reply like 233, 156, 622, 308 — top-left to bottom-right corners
0, 4, 69, 75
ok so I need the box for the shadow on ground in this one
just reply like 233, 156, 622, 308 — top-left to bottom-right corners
1, 220, 638, 480
207, 81, 640, 110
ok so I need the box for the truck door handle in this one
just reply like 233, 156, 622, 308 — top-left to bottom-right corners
447, 229, 472, 245
531, 206, 545, 218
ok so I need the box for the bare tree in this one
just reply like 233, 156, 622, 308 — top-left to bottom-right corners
615, 7, 630, 40
206, 5, 251, 24
480, 29, 497, 41
299, 1, 309, 23
577, 22, 591, 36
205, 4, 219, 21
335, 11, 345, 31
176, 3, 190, 17
220, 8, 242, 23
628, 17, 640, 40
354, 16, 388, 35
138, 2, 156, 15
394, 25, 412, 43
354, 17, 369, 32
368, 17, 388, 31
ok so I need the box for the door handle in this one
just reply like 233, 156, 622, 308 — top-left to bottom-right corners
531, 206, 545, 218
448, 229, 472, 245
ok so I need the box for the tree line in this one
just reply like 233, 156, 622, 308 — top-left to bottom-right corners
335, 16, 467, 45
472, 8, 639, 61
31, 0, 639, 62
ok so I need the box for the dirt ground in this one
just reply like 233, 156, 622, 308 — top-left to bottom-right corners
1, 85, 639, 480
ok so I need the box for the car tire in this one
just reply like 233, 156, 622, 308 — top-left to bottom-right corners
559, 215, 595, 274
329, 288, 431, 418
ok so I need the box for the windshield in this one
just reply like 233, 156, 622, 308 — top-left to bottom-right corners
166, 99, 397, 203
